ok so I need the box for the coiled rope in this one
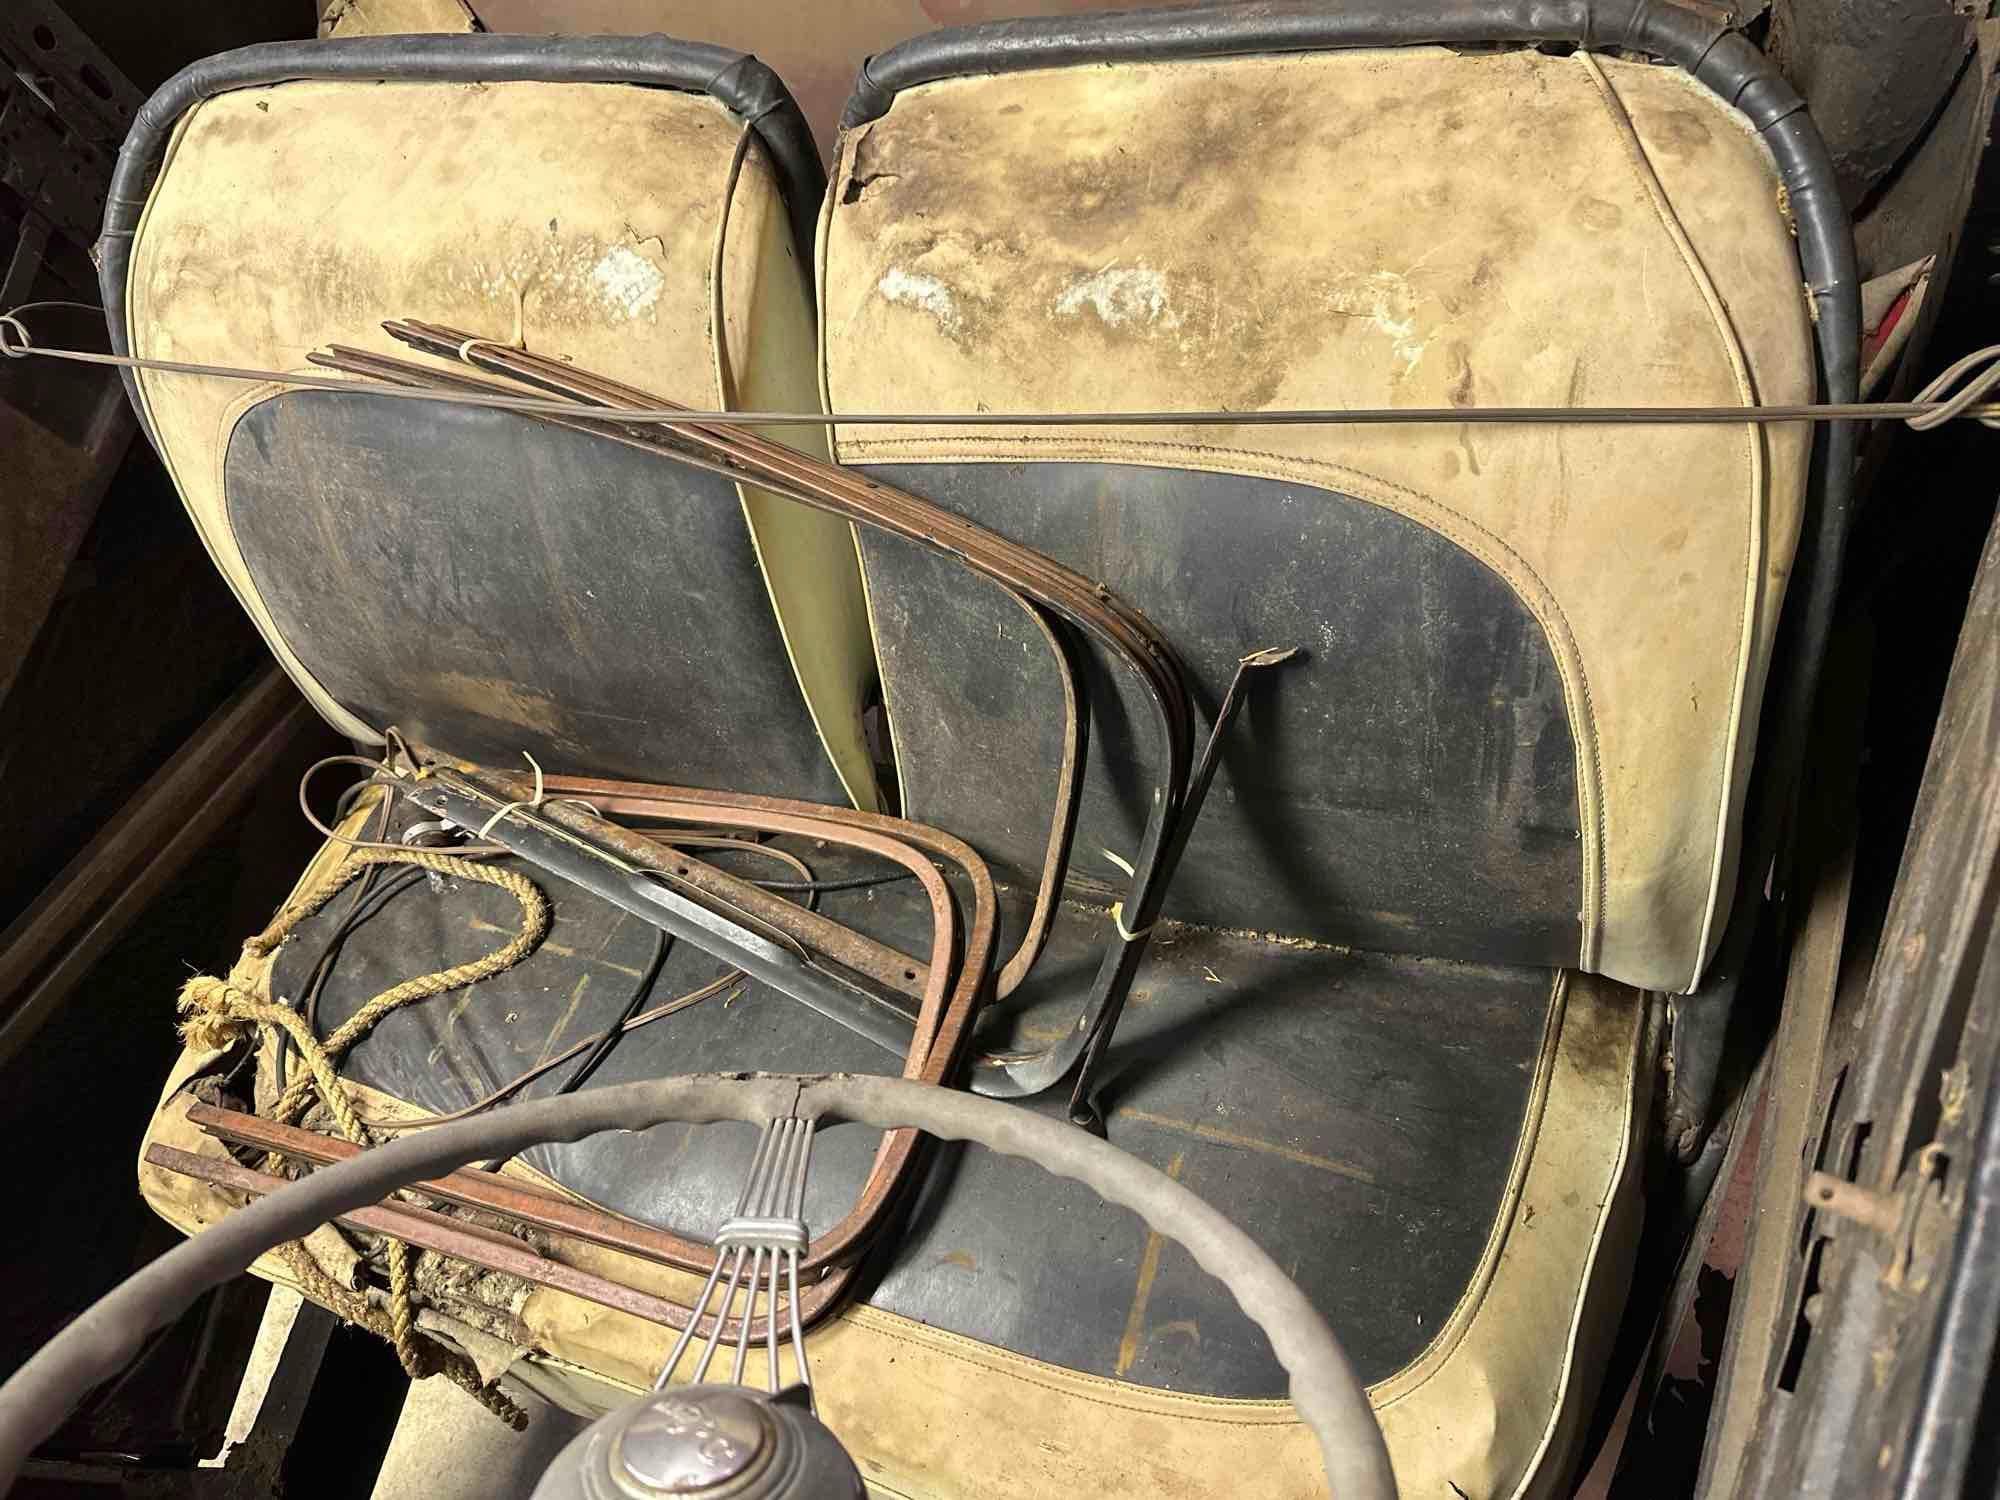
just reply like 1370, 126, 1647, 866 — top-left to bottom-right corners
179, 846, 549, 1427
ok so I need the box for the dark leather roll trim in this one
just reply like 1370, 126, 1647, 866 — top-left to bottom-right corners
97, 32, 826, 432
839, 0, 1858, 986
845, 0, 1737, 124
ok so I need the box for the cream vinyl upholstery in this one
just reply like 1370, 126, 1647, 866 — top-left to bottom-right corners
138, 822, 1647, 1500
819, 46, 1818, 992
125, 77, 880, 808
117, 32, 1738, 1500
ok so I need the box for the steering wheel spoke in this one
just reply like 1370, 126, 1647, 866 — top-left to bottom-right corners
660, 1114, 817, 1402
0, 1075, 1391, 1497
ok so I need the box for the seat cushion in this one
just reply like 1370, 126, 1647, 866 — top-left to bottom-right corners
817, 44, 1818, 990
123, 71, 879, 807
140, 802, 1647, 1499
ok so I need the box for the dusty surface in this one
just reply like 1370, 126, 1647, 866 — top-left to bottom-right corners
369, 1377, 587, 1500
822, 46, 1818, 992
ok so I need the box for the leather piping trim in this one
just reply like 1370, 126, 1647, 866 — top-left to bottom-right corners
1578, 53, 1764, 992
832, 435, 1606, 973
1366, 971, 1568, 1402
1494, 991, 1649, 1500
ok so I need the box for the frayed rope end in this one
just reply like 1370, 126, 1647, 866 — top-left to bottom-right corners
177, 974, 251, 1052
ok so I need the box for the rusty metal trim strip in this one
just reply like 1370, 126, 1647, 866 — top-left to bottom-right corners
186, 1102, 718, 1273
998, 601, 1088, 999
145, 1142, 825, 1340
315, 330, 1199, 1102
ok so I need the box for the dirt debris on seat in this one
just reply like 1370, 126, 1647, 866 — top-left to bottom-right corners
412, 1250, 534, 1339
1055, 893, 1352, 956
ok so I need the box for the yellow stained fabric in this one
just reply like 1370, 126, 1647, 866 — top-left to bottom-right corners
818, 47, 1816, 990
127, 78, 879, 807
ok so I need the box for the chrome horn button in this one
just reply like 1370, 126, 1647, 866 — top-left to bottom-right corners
609, 1389, 772, 1495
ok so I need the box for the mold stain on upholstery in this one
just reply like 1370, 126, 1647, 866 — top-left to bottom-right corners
876, 266, 963, 333
589, 244, 665, 319
1052, 263, 1181, 329
829, 52, 1609, 414
149, 81, 731, 356
1323, 270, 1435, 375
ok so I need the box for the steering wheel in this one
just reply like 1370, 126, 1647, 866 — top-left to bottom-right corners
0, 1073, 1395, 1498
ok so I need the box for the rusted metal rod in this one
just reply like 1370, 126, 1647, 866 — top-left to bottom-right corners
319, 329, 1202, 1102
145, 1143, 745, 1333
187, 1101, 717, 1273
1063, 646, 1300, 1129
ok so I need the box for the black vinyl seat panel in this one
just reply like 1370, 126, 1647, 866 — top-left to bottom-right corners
225, 389, 850, 804
863, 461, 1584, 964
276, 798, 1551, 1398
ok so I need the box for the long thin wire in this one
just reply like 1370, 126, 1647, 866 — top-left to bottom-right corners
5, 319, 1998, 428
296, 755, 509, 855
2, 299, 104, 321
658, 1118, 779, 1388
738, 869, 915, 894
547, 926, 671, 1096
354, 969, 742, 1133
298, 787, 400, 1046
783, 1119, 815, 1402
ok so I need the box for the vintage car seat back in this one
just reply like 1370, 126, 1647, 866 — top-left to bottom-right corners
819, 25, 1822, 992
113, 12, 1856, 1500
104, 36, 879, 808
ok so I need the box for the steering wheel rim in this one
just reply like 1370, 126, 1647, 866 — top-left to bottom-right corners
0, 1072, 1395, 1499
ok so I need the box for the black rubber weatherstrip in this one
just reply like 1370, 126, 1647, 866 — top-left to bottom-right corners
840, 0, 1860, 1005
95, 31, 825, 430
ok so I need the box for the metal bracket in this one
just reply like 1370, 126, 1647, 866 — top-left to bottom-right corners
0, 2, 139, 249
1803, 1140, 1949, 1290
406, 772, 921, 1056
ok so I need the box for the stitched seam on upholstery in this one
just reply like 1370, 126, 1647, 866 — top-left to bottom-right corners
1374, 977, 1641, 1455
1366, 971, 1570, 1403
839, 431, 1607, 961
1579, 52, 1762, 991
840, 1311, 1304, 1427
1497, 981, 1648, 1497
